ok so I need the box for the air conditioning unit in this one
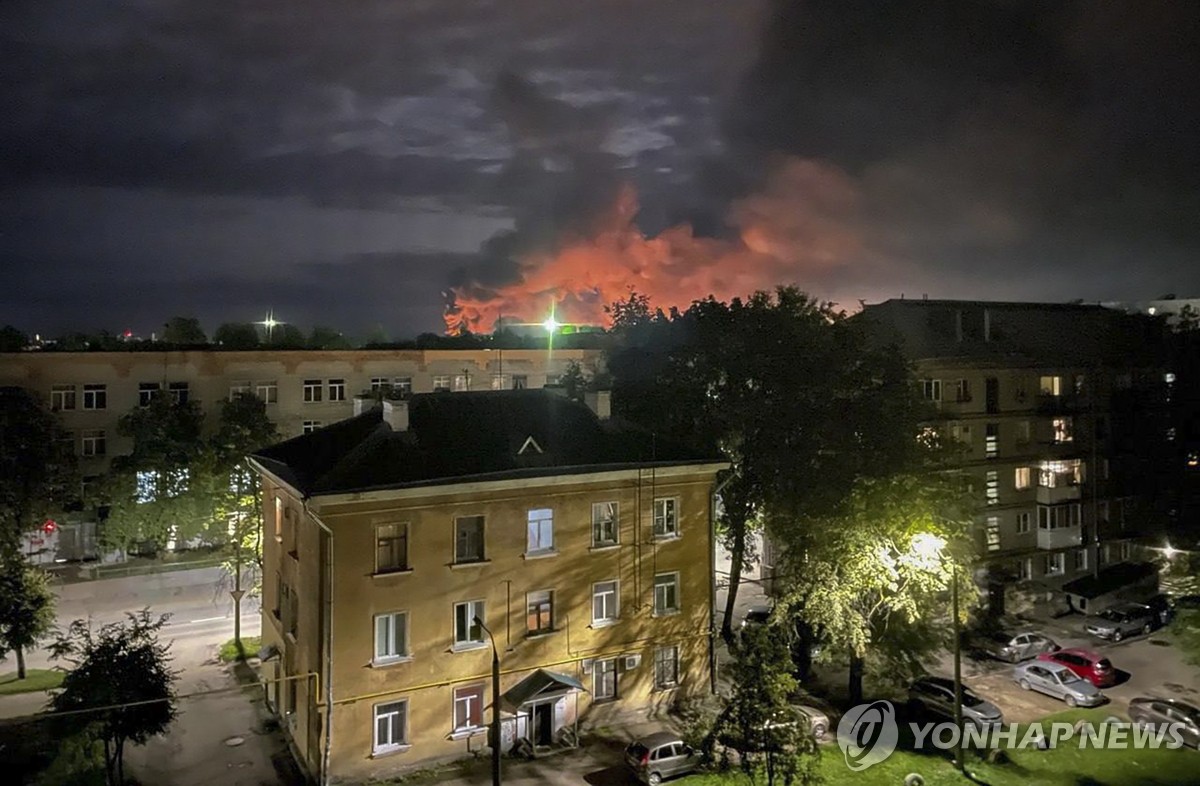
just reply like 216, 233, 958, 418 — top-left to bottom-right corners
581, 658, 594, 674
623, 654, 641, 671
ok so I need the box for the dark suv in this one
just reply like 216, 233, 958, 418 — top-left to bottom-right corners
1085, 602, 1157, 641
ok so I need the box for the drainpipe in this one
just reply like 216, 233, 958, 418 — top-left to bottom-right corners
304, 500, 335, 786
709, 472, 734, 695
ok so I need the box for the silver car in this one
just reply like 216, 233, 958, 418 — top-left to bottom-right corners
908, 676, 1004, 726
1014, 662, 1105, 707
625, 732, 701, 786
1085, 603, 1157, 641
973, 630, 1060, 662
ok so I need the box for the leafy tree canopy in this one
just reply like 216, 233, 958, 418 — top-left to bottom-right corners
308, 325, 352, 350
212, 322, 260, 349
0, 557, 56, 679
161, 316, 206, 345
0, 387, 78, 552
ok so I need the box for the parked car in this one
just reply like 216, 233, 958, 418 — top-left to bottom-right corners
1143, 594, 1175, 627
907, 676, 1004, 726
1172, 595, 1200, 611
1013, 661, 1105, 707
969, 630, 1060, 662
1128, 698, 1200, 748
1085, 602, 1158, 641
626, 732, 702, 786
793, 703, 833, 740
1037, 648, 1117, 687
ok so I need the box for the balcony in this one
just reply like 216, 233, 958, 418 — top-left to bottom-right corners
1036, 394, 1081, 415
1038, 525, 1083, 550
1036, 484, 1082, 505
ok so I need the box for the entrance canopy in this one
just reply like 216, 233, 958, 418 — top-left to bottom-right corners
498, 669, 586, 714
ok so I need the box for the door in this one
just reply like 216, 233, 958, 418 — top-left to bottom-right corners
533, 703, 554, 746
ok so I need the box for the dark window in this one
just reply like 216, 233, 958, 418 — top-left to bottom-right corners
985, 377, 999, 414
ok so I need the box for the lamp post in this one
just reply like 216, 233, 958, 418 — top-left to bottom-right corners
911, 533, 964, 773
474, 616, 502, 786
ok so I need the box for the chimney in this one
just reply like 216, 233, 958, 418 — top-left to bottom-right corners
354, 395, 378, 416
983, 308, 992, 342
382, 399, 409, 431
584, 390, 612, 420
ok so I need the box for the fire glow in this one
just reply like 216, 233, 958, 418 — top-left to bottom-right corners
444, 158, 864, 333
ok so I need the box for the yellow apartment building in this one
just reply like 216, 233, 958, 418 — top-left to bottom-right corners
249, 389, 726, 782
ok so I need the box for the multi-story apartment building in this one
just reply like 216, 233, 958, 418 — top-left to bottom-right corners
860, 299, 1170, 613
248, 389, 725, 781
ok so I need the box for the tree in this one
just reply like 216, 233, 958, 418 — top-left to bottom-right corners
0, 556, 56, 679
559, 360, 588, 401
773, 473, 973, 703
0, 387, 78, 554
266, 323, 306, 349
161, 317, 206, 345
0, 325, 29, 352
308, 325, 352, 350
709, 623, 818, 786
49, 610, 178, 786
212, 323, 260, 349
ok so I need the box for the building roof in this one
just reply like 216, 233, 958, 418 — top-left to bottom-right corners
1061, 561, 1159, 600
856, 298, 1167, 366
251, 389, 722, 497
498, 669, 587, 714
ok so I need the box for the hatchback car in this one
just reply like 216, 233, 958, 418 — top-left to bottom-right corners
970, 630, 1060, 662
1085, 602, 1157, 641
625, 732, 701, 785
1013, 661, 1105, 707
907, 676, 1004, 726
1128, 698, 1200, 748
1037, 648, 1116, 687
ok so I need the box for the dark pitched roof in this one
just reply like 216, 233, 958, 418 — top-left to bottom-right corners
251, 390, 722, 496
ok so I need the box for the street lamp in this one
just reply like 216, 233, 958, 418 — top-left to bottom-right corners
910, 533, 964, 774
474, 616, 502, 786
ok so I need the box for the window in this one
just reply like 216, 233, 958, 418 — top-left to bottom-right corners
654, 645, 679, 689
1120, 542, 1132, 561
654, 573, 679, 615
229, 381, 250, 400
1038, 459, 1084, 488
594, 658, 618, 701
393, 377, 412, 397
920, 379, 942, 402
453, 374, 469, 392
455, 516, 485, 563
454, 601, 485, 648
1052, 417, 1073, 444
274, 496, 283, 541
273, 571, 283, 619
1097, 500, 1110, 523
1018, 558, 1032, 581
256, 381, 278, 403
81, 429, 106, 457
491, 374, 506, 390
303, 379, 323, 403
328, 379, 346, 402
51, 384, 76, 411
1040, 375, 1063, 396
1043, 552, 1065, 576
302, 420, 322, 434
949, 422, 972, 444
453, 685, 485, 732
985, 376, 1000, 414
985, 423, 999, 458
138, 382, 160, 406
653, 498, 678, 538
370, 377, 389, 392
1014, 467, 1031, 490
954, 378, 972, 403
1016, 512, 1031, 534
1074, 549, 1088, 571
985, 517, 1000, 552
82, 383, 107, 410
592, 502, 618, 547
374, 700, 408, 752
592, 580, 619, 626
527, 590, 554, 635
526, 508, 554, 554
512, 375, 528, 390
433, 375, 451, 392
1016, 420, 1032, 444
376, 523, 409, 573
374, 612, 409, 663
545, 374, 562, 386
168, 381, 189, 404
985, 471, 999, 505
1037, 503, 1081, 530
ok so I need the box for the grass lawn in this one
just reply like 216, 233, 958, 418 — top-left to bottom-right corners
0, 669, 64, 696
218, 635, 262, 663
687, 709, 1200, 786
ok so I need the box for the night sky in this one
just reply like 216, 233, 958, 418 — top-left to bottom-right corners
3, 0, 1198, 337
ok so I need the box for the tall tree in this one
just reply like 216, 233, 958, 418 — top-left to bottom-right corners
0, 556, 56, 679
0, 387, 78, 554
266, 323, 306, 349
161, 317, 207, 345
212, 323, 260, 349
49, 610, 178, 786
307, 325, 352, 350
0, 325, 29, 352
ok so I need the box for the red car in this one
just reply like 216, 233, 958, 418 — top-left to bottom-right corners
1036, 648, 1116, 687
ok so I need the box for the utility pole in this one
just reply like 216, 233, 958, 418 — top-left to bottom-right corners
231, 467, 246, 659
952, 564, 964, 773
475, 616, 501, 786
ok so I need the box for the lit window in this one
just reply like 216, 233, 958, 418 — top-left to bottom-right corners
920, 379, 942, 402
81, 429, 106, 457
985, 471, 999, 506
256, 381, 278, 403
1038, 459, 1084, 488
491, 374, 506, 390
376, 523, 409, 573
526, 508, 554, 554
592, 580, 619, 626
1052, 417, 1073, 444
653, 573, 679, 615
526, 590, 554, 635
453, 685, 485, 732
374, 612, 409, 663
303, 379, 323, 403
453, 374, 469, 392
653, 498, 678, 538
1039, 376, 1062, 396
454, 600, 485, 648
82, 384, 107, 410
985, 517, 1000, 552
328, 379, 346, 402
433, 375, 451, 392
594, 658, 618, 701
1014, 467, 1031, 490
985, 423, 999, 458
374, 700, 408, 752
50, 384, 76, 411
654, 645, 679, 689
455, 516, 485, 563
138, 382, 160, 406
592, 502, 618, 547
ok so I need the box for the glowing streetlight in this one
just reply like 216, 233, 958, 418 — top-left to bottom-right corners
1161, 542, 1181, 560
542, 316, 561, 333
